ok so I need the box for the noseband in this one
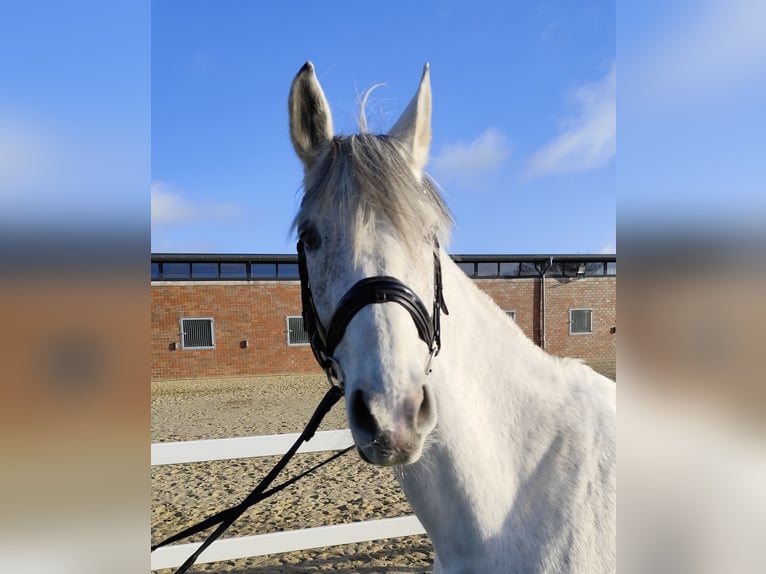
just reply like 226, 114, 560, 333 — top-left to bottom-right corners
297, 239, 448, 383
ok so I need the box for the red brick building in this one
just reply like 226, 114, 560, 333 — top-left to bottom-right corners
151, 254, 616, 380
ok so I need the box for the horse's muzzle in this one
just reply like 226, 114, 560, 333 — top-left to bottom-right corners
349, 384, 435, 466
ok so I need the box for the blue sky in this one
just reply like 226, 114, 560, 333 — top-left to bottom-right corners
3, 1, 762, 255
1, 2, 149, 232
151, 1, 616, 255
618, 0, 766, 233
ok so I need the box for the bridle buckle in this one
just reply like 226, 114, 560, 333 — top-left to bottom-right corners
424, 345, 439, 375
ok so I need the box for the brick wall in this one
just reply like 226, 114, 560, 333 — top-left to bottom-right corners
474, 277, 616, 371
151, 276, 615, 380
543, 277, 616, 373
151, 281, 317, 380
474, 278, 539, 344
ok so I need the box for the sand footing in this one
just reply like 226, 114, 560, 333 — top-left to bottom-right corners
152, 375, 434, 573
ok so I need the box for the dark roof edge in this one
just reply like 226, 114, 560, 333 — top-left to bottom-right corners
151, 253, 616, 263
450, 254, 615, 262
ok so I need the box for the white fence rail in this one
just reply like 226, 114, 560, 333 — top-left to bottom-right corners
151, 430, 426, 571
151, 429, 355, 465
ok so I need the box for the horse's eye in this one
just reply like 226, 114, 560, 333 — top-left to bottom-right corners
299, 222, 321, 250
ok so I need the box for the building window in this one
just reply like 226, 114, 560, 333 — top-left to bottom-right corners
563, 262, 583, 276
457, 262, 475, 277
220, 262, 247, 279
251, 263, 277, 279
180, 318, 215, 349
569, 309, 592, 334
277, 263, 300, 279
606, 261, 617, 275
163, 262, 191, 280
505, 310, 516, 321
286, 315, 310, 346
584, 262, 605, 276
192, 262, 219, 279
476, 262, 498, 277
499, 262, 520, 277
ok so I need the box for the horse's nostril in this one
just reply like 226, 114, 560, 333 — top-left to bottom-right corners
416, 384, 435, 431
351, 389, 378, 437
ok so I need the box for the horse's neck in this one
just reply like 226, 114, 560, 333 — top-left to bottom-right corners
403, 258, 561, 518
433, 257, 570, 460
399, 257, 615, 566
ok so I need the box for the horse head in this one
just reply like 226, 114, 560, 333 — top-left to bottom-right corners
288, 62, 452, 466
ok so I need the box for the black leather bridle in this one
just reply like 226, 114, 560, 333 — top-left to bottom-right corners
297, 238, 449, 383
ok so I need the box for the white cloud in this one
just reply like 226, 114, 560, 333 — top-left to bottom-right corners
525, 64, 616, 179
429, 128, 512, 188
0, 117, 59, 198
628, 0, 766, 108
598, 241, 616, 254
151, 181, 238, 225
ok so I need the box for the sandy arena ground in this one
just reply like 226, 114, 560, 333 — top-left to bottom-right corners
151, 375, 435, 573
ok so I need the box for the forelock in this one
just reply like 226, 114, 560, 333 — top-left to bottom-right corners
294, 133, 452, 255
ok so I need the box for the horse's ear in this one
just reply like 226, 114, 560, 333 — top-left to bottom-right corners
289, 61, 334, 167
388, 62, 432, 177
